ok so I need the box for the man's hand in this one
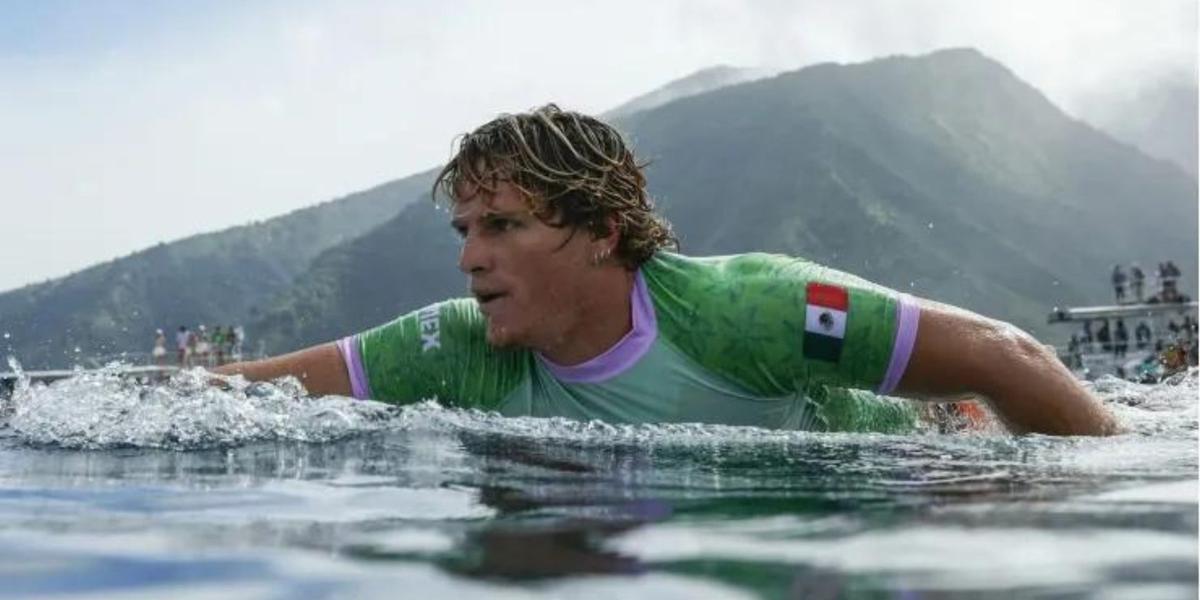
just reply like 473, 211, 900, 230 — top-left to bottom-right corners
897, 300, 1120, 436
214, 342, 353, 398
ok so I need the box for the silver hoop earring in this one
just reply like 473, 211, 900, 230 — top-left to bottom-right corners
592, 248, 611, 266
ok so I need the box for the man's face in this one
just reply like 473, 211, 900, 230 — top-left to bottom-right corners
451, 180, 599, 349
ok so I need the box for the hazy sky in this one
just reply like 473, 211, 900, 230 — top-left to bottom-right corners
1, 0, 1195, 292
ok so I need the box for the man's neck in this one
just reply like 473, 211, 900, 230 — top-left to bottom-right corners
537, 268, 637, 366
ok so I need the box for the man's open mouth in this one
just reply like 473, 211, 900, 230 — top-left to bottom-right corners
475, 291, 506, 305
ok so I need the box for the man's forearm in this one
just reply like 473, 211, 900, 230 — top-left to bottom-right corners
898, 301, 1120, 436
978, 330, 1120, 435
214, 342, 353, 398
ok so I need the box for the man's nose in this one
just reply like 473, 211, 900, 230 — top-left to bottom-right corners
457, 233, 491, 274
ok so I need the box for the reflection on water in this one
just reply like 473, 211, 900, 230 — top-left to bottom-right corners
0, 366, 1195, 598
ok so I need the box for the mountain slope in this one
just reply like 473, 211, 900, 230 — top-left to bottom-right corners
0, 168, 437, 367
252, 48, 1196, 354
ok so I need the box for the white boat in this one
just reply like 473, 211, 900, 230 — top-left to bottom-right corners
1048, 292, 1197, 381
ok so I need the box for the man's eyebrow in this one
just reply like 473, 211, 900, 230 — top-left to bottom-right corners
482, 210, 525, 220
450, 209, 526, 230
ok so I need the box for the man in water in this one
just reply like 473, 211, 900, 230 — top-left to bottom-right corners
217, 105, 1117, 436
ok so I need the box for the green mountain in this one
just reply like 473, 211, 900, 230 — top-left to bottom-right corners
252, 48, 1197, 354
0, 169, 437, 368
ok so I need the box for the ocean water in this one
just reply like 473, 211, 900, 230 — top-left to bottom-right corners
0, 364, 1195, 599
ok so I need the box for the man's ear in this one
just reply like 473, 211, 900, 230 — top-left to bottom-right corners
590, 215, 620, 256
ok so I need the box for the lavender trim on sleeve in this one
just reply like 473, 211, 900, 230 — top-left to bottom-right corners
336, 336, 371, 400
877, 295, 920, 396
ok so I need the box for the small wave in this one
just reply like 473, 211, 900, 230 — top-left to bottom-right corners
3, 360, 394, 450
2, 360, 1195, 453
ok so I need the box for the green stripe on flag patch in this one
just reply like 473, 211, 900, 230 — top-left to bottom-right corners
803, 331, 843, 362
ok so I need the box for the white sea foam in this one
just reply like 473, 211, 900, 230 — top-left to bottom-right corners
3, 360, 394, 449
2, 359, 1196, 459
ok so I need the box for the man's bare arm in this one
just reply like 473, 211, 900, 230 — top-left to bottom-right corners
214, 343, 352, 398
896, 300, 1119, 436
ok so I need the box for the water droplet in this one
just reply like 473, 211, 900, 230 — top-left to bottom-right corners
927, 222, 934, 229
73, 347, 81, 353
2, 332, 8, 339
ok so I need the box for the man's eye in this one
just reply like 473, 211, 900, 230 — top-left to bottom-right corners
487, 218, 517, 232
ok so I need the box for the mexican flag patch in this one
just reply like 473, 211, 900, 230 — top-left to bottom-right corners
803, 282, 848, 362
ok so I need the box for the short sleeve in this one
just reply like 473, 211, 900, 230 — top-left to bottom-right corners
643, 252, 918, 396
341, 298, 527, 409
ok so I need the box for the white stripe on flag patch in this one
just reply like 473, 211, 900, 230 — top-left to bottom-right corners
805, 305, 847, 338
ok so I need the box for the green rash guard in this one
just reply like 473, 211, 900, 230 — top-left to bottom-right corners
336, 252, 923, 432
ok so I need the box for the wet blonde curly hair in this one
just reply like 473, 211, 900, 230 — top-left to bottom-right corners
432, 104, 677, 269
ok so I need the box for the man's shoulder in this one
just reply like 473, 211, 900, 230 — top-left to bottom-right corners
643, 250, 887, 298
643, 251, 811, 282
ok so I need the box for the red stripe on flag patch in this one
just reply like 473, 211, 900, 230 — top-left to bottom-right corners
806, 282, 848, 311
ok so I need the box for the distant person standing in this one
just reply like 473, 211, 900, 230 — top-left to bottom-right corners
1114, 320, 1128, 359
232, 325, 245, 361
1163, 260, 1181, 302
176, 326, 191, 367
212, 326, 226, 366
196, 325, 211, 366
186, 327, 199, 367
1097, 321, 1112, 353
223, 326, 237, 363
1130, 264, 1145, 303
1067, 334, 1081, 368
152, 329, 167, 366
1135, 322, 1152, 350
1111, 265, 1127, 304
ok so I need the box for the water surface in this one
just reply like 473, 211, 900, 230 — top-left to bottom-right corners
1, 365, 1195, 598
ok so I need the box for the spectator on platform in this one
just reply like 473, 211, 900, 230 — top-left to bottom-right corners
224, 326, 237, 362
233, 325, 245, 361
1067, 334, 1081, 368
1114, 320, 1128, 358
176, 326, 191, 367
1135, 322, 1152, 350
212, 326, 226, 366
1111, 265, 1127, 304
1160, 261, 1180, 302
152, 329, 167, 366
196, 325, 212, 366
186, 327, 199, 367
1130, 264, 1145, 303
1097, 321, 1111, 353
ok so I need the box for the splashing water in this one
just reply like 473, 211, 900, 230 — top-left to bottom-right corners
3, 359, 395, 449
3, 358, 1195, 456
